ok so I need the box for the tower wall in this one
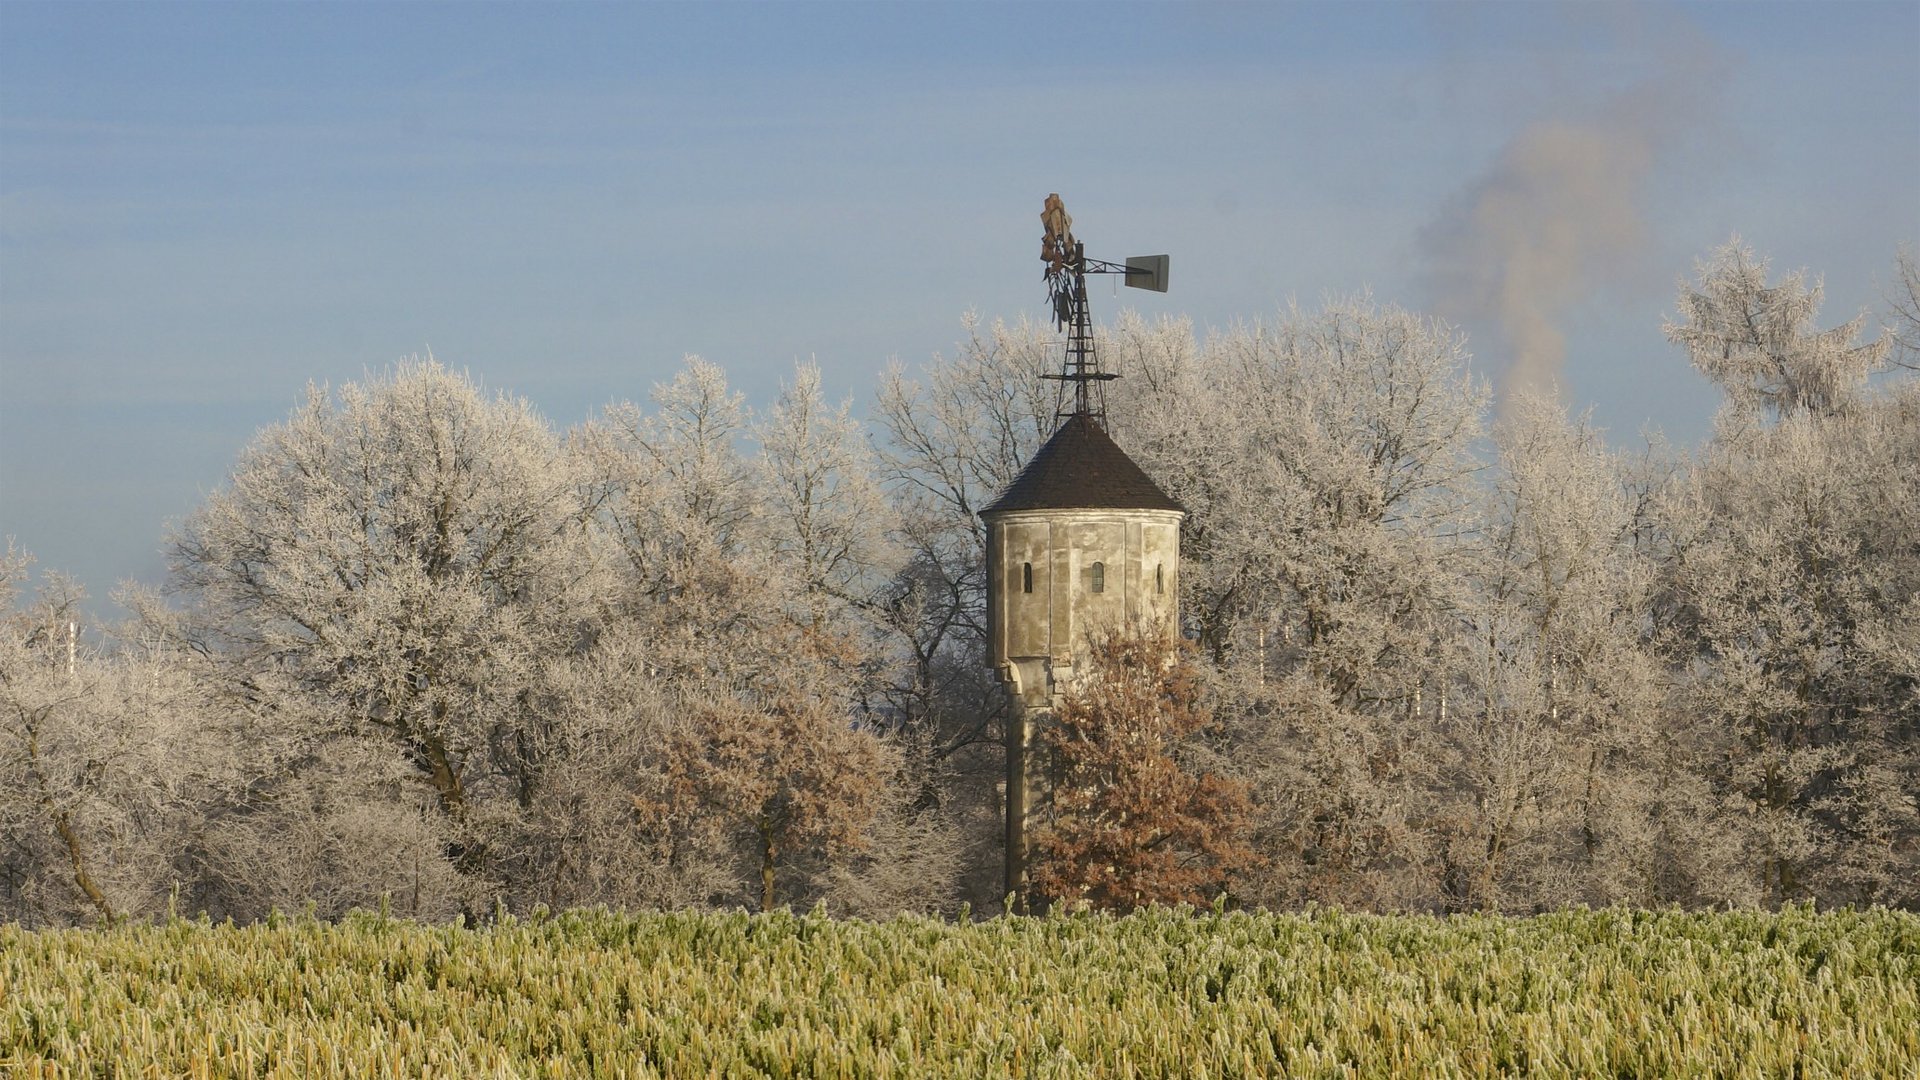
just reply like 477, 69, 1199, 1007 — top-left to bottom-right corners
985, 507, 1181, 703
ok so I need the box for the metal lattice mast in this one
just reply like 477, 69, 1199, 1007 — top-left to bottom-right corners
1052, 243, 1116, 425
1038, 194, 1164, 430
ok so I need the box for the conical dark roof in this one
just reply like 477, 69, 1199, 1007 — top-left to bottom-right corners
983, 414, 1183, 514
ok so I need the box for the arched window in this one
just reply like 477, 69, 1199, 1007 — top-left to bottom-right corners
1156, 564, 1164, 594
1090, 561, 1105, 593
1022, 562, 1033, 594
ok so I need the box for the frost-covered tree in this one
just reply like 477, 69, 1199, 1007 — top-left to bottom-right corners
577, 356, 754, 604
191, 730, 478, 923
0, 553, 244, 926
1, 556, 125, 924
1438, 395, 1740, 911
872, 316, 1060, 904
0, 549, 108, 922
872, 315, 1056, 738
1664, 239, 1890, 420
575, 356, 959, 914
1106, 300, 1487, 909
753, 363, 971, 911
754, 360, 894, 635
151, 359, 596, 894
1887, 246, 1920, 372
1656, 379, 1920, 906
1112, 301, 1485, 675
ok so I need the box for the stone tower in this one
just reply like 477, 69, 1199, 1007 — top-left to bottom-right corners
981, 415, 1183, 907
985, 194, 1180, 908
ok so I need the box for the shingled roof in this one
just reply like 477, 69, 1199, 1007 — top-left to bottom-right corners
982, 413, 1184, 515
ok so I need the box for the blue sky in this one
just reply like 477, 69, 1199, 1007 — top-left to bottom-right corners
3, 1, 1916, 619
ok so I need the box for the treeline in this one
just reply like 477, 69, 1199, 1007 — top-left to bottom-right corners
3, 240, 1915, 926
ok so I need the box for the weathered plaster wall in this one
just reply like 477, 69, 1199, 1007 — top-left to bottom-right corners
984, 507, 1181, 708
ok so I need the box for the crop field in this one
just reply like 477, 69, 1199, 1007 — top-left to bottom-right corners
2, 905, 1915, 1078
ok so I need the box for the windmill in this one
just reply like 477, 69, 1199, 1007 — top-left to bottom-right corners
1037, 193, 1169, 426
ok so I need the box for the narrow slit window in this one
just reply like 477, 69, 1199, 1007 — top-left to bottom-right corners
1090, 561, 1105, 593
1156, 564, 1164, 594
1022, 562, 1033, 594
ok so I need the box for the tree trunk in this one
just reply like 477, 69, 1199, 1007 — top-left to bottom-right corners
421, 731, 467, 821
1580, 749, 1600, 857
23, 720, 114, 923
51, 808, 113, 923
759, 823, 778, 913
420, 727, 488, 877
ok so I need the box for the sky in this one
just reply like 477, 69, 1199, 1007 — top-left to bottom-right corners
3, 1, 1917, 622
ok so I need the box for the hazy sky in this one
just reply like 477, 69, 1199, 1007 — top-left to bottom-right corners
3, 1, 1916, 618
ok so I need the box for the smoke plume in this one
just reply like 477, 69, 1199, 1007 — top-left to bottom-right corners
1421, 19, 1722, 409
